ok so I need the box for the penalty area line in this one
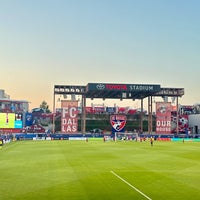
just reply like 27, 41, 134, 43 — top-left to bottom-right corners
110, 170, 152, 200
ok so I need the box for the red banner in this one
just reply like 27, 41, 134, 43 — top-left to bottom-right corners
156, 102, 171, 134
61, 100, 78, 133
85, 107, 94, 114
94, 107, 105, 113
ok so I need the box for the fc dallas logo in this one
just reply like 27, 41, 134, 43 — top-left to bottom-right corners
110, 115, 127, 132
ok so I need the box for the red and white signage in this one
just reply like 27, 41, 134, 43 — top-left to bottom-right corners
61, 100, 78, 133
110, 114, 127, 132
156, 102, 171, 134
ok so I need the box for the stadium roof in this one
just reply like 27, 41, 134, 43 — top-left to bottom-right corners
54, 83, 184, 100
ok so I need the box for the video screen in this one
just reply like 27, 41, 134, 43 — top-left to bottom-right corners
0, 113, 23, 128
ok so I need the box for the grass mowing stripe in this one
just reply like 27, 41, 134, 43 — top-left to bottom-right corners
111, 170, 152, 200
1, 140, 200, 199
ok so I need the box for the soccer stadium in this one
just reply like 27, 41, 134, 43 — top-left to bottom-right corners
1, 83, 200, 200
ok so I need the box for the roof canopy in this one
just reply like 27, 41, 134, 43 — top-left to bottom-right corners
54, 83, 184, 100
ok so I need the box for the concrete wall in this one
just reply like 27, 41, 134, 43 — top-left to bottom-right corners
189, 114, 200, 134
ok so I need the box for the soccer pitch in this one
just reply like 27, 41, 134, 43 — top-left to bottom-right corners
1, 140, 200, 200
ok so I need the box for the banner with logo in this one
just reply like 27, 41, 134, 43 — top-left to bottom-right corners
85, 107, 94, 114
61, 100, 78, 133
156, 102, 171, 134
110, 114, 127, 133
25, 112, 33, 126
171, 114, 189, 134
106, 107, 116, 114
94, 107, 105, 113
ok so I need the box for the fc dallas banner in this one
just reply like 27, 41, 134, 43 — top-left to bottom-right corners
156, 102, 171, 134
110, 114, 127, 133
61, 100, 78, 133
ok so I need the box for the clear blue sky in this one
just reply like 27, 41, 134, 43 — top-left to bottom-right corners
1, 0, 200, 110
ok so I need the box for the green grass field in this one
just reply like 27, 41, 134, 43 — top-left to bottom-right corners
1, 139, 200, 200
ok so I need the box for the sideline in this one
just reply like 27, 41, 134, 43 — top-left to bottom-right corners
0, 141, 18, 151
110, 170, 152, 200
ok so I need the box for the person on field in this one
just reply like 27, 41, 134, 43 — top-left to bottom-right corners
150, 136, 154, 146
0, 138, 3, 149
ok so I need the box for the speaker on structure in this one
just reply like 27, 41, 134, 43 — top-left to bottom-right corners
195, 126, 198, 134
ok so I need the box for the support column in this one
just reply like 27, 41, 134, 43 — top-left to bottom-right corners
52, 90, 55, 133
148, 96, 153, 134
176, 96, 179, 135
140, 98, 144, 133
81, 95, 86, 134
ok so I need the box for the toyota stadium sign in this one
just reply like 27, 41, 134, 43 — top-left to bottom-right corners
87, 83, 161, 92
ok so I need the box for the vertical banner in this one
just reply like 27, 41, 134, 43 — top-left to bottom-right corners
156, 102, 171, 134
61, 100, 78, 133
25, 113, 33, 126
110, 114, 127, 133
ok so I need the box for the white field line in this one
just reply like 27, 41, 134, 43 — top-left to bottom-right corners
110, 170, 152, 200
1, 142, 18, 150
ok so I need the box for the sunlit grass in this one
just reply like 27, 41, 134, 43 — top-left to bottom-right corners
0, 140, 200, 200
